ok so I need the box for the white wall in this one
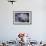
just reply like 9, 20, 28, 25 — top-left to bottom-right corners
0, 0, 46, 42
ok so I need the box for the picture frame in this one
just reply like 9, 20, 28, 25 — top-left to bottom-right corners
13, 11, 32, 25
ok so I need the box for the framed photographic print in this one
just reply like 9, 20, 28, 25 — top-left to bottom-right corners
13, 11, 32, 25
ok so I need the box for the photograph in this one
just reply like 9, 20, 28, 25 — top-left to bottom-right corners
13, 11, 32, 25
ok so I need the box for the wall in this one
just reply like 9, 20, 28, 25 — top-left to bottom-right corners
0, 0, 46, 42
